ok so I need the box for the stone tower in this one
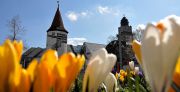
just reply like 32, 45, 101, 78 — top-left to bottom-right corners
46, 5, 68, 56
118, 16, 134, 68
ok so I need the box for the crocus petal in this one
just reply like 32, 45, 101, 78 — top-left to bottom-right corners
133, 38, 180, 92
132, 40, 142, 64
27, 59, 38, 82
134, 67, 139, 75
104, 73, 117, 92
142, 15, 180, 92
120, 69, 127, 77
33, 61, 53, 92
83, 48, 116, 92
32, 49, 58, 92
83, 56, 103, 92
13, 40, 23, 62
54, 53, 85, 92
120, 76, 125, 82
77, 54, 85, 72
40, 49, 58, 70
0, 40, 21, 92
160, 15, 180, 91
17, 69, 30, 92
115, 72, 119, 79
142, 23, 166, 92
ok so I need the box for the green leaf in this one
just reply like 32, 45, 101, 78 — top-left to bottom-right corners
135, 75, 140, 92
139, 84, 147, 92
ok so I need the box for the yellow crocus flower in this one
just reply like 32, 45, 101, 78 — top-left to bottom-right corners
0, 39, 22, 92
120, 70, 127, 77
33, 60, 53, 92
173, 59, 180, 88
132, 40, 142, 65
120, 76, 125, 82
33, 49, 58, 92
130, 71, 135, 76
54, 52, 85, 92
0, 39, 85, 92
16, 68, 30, 92
168, 58, 180, 92
40, 49, 58, 70
27, 59, 38, 82
115, 72, 119, 79
12, 40, 23, 61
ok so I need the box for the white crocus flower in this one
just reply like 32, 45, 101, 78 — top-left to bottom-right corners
104, 73, 117, 92
134, 67, 139, 75
82, 48, 116, 92
141, 15, 180, 92
129, 61, 134, 70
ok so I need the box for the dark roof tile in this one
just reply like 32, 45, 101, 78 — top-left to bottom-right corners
47, 6, 68, 33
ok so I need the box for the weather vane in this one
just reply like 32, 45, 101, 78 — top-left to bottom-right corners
57, 0, 60, 7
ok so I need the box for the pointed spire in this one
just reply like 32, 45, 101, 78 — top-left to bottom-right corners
47, 1, 68, 33
121, 16, 129, 26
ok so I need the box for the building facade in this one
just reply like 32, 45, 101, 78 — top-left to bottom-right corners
21, 5, 71, 68
118, 16, 135, 68
46, 5, 68, 56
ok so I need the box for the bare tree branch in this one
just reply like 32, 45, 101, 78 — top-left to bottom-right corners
7, 15, 26, 41
7, 15, 28, 50
107, 35, 118, 43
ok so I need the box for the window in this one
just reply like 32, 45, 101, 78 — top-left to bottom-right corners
52, 32, 55, 36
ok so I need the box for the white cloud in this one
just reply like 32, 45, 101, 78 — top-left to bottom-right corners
81, 12, 88, 16
97, 6, 111, 14
136, 24, 146, 31
97, 5, 123, 16
66, 5, 135, 21
96, 5, 136, 19
68, 37, 87, 46
151, 21, 157, 25
67, 12, 78, 22
66, 11, 90, 22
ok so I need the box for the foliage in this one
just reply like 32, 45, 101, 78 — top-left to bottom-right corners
70, 64, 151, 92
116, 69, 151, 92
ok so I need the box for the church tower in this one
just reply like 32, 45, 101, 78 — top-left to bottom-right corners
46, 4, 68, 56
118, 16, 134, 68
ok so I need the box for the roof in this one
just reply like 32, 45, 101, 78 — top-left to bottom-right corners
23, 47, 36, 56
67, 45, 75, 53
47, 6, 68, 33
22, 47, 45, 58
73, 45, 82, 54
83, 42, 105, 53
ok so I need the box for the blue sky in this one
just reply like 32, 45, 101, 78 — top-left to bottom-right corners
1, 0, 180, 48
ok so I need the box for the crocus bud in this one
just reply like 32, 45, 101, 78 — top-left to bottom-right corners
129, 61, 134, 70
134, 67, 139, 75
